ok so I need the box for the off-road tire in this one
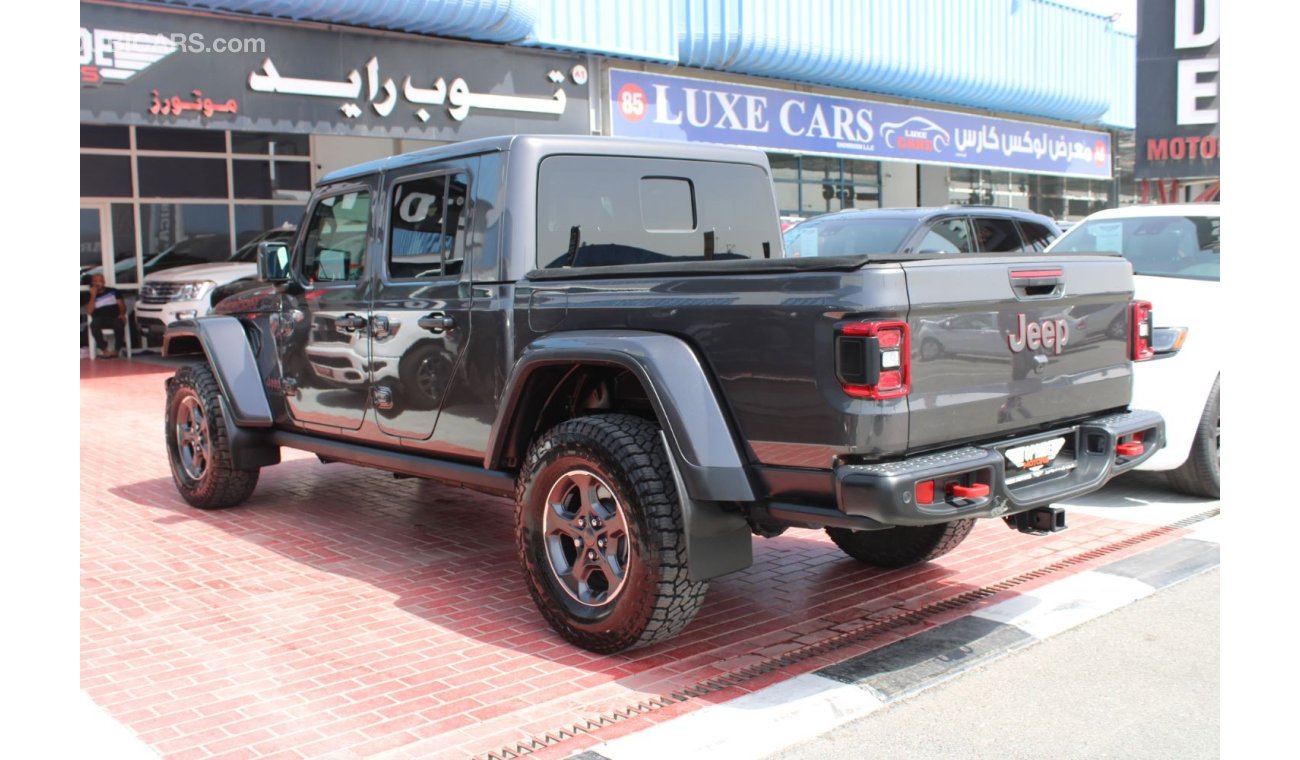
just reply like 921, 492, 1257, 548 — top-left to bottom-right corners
165, 363, 260, 509
826, 519, 975, 568
516, 414, 708, 653
1167, 377, 1220, 499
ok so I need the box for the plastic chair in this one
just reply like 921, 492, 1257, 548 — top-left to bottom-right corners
84, 312, 133, 361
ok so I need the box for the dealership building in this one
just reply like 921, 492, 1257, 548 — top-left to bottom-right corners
81, 0, 1137, 294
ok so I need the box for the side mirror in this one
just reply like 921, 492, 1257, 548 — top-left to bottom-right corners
257, 241, 290, 283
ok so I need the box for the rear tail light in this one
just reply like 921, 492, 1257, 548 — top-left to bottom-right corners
836, 320, 911, 399
1130, 301, 1154, 361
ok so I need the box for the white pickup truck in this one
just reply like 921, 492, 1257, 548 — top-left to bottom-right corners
1048, 203, 1220, 498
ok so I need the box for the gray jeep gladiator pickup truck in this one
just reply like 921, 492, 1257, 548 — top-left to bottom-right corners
162, 134, 1164, 653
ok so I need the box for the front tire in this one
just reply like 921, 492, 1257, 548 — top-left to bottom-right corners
1167, 377, 1220, 499
516, 414, 708, 653
826, 519, 975, 568
165, 364, 259, 509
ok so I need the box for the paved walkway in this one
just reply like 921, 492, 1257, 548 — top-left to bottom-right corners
79, 358, 1216, 759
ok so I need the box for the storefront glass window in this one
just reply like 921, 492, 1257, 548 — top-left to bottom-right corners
138, 156, 229, 198
948, 163, 1123, 222
81, 155, 133, 198
233, 160, 313, 200
235, 205, 305, 244
81, 125, 129, 149
773, 182, 800, 216
138, 204, 232, 280
766, 153, 880, 218
111, 204, 138, 284
231, 132, 310, 156
768, 153, 799, 181
136, 127, 226, 153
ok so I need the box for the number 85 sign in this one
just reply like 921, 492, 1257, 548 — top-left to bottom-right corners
617, 83, 647, 122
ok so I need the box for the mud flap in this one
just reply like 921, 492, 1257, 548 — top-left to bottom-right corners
663, 432, 753, 581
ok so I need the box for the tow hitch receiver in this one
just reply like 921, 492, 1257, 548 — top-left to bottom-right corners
1006, 506, 1067, 535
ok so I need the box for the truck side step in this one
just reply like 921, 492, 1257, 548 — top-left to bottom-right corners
1006, 506, 1067, 535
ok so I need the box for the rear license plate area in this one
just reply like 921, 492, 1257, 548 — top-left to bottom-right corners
1002, 430, 1078, 486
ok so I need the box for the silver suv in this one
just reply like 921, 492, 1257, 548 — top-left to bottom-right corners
784, 206, 1061, 257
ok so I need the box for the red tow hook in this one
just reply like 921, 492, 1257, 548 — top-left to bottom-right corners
948, 483, 990, 499
1116, 441, 1145, 457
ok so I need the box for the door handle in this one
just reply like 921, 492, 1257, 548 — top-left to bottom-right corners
418, 314, 456, 332
337, 313, 367, 331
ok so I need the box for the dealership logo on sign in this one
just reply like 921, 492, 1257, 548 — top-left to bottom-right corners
881, 117, 950, 153
80, 27, 178, 85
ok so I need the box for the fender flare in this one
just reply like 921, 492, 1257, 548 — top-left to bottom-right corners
164, 317, 274, 428
489, 330, 754, 502
489, 331, 755, 581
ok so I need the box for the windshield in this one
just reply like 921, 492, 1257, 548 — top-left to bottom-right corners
1051, 214, 1219, 281
783, 216, 916, 258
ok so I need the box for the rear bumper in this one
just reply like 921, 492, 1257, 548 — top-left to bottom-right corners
759, 409, 1164, 531
836, 409, 1164, 527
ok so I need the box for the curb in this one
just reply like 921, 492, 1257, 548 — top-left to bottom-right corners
575, 524, 1220, 760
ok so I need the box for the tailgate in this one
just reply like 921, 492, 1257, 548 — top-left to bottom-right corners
903, 255, 1134, 451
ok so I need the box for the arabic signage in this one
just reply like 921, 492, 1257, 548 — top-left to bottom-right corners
1135, 0, 1220, 179
609, 70, 1112, 179
79, 2, 590, 139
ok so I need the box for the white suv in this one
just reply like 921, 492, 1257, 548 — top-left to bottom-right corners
135, 226, 296, 344
1048, 204, 1220, 498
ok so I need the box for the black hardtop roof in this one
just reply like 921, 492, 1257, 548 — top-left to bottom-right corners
319, 134, 772, 184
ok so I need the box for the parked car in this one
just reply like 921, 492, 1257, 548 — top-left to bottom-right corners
80, 233, 234, 287
783, 206, 1060, 258
135, 226, 297, 344
1047, 203, 1220, 498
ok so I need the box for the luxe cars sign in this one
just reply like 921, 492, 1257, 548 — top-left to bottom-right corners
609, 70, 1112, 179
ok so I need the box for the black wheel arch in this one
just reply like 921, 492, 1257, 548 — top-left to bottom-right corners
163, 317, 281, 470
490, 331, 756, 581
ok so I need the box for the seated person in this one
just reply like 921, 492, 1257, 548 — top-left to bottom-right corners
85, 274, 126, 358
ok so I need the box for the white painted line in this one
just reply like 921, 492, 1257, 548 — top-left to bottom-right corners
972, 570, 1155, 639
75, 692, 158, 759
1185, 515, 1223, 544
592, 673, 884, 760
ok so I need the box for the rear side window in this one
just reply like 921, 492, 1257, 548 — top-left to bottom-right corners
388, 172, 469, 279
972, 217, 1024, 252
782, 217, 915, 257
917, 218, 972, 253
536, 156, 778, 268
1019, 221, 1058, 252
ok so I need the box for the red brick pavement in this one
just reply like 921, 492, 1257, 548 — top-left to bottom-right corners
80, 357, 1186, 759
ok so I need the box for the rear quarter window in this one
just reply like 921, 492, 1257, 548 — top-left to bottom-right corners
536, 156, 779, 268
972, 217, 1023, 252
917, 218, 972, 254
1019, 221, 1058, 252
